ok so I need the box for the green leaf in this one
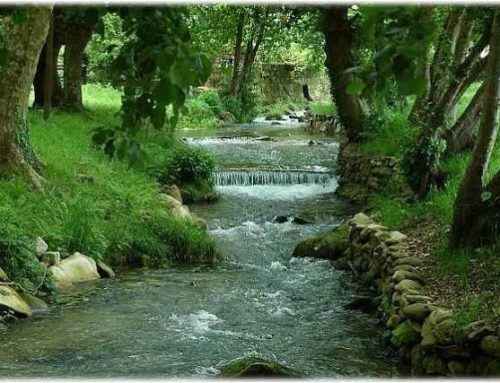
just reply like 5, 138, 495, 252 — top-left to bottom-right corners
346, 79, 366, 95
152, 78, 176, 105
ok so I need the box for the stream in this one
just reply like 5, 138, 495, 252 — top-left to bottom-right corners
0, 119, 402, 378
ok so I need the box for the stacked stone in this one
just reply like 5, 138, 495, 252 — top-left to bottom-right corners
345, 213, 500, 376
338, 153, 397, 194
303, 113, 339, 135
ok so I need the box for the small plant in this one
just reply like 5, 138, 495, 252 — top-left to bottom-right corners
452, 292, 482, 340
158, 144, 215, 186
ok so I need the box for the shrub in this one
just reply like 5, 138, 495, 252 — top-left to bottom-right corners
198, 90, 223, 117
178, 97, 219, 129
0, 221, 54, 293
158, 144, 215, 186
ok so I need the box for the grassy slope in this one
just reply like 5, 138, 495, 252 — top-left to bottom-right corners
0, 84, 216, 292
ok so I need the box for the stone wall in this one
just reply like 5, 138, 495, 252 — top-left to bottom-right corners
303, 113, 340, 135
343, 213, 500, 376
335, 146, 404, 202
258, 63, 331, 105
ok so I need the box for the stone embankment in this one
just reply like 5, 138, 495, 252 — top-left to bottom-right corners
335, 146, 404, 202
294, 213, 500, 376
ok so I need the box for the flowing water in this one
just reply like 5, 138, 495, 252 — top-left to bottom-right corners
0, 119, 402, 378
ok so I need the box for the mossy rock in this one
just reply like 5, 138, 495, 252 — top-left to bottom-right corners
391, 320, 420, 347
218, 356, 302, 378
292, 223, 349, 260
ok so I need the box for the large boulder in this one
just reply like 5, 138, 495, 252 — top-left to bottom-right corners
0, 285, 32, 317
50, 252, 100, 289
49, 265, 73, 289
218, 356, 302, 378
292, 223, 349, 260
161, 194, 192, 221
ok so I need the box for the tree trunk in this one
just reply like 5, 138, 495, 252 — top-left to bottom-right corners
62, 22, 94, 111
443, 84, 485, 155
323, 6, 364, 142
43, 13, 54, 120
0, 7, 52, 188
408, 7, 434, 125
404, 9, 491, 197
33, 41, 63, 108
236, 9, 267, 97
228, 12, 245, 96
449, 10, 500, 249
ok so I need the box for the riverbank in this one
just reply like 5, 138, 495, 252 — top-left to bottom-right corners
0, 84, 217, 323
322, 101, 500, 375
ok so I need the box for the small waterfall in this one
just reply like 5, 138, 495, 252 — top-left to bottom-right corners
214, 169, 334, 186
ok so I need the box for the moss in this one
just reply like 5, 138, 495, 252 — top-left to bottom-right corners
218, 356, 302, 378
292, 223, 349, 260
391, 320, 420, 347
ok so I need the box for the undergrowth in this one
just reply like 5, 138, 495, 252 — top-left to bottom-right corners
0, 84, 218, 291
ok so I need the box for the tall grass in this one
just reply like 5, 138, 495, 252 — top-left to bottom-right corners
0, 84, 218, 290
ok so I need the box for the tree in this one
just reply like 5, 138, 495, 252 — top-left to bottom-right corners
92, 7, 211, 165
32, 7, 100, 112
323, 6, 366, 142
61, 8, 99, 111
32, 8, 65, 109
449, 9, 500, 249
403, 7, 493, 197
0, 7, 51, 189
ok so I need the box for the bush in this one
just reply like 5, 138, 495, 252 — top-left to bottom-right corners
198, 90, 223, 117
158, 144, 215, 186
0, 220, 54, 293
178, 97, 219, 129
59, 196, 108, 261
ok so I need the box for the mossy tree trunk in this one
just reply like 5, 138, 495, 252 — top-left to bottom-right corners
33, 37, 63, 109
323, 6, 365, 143
443, 83, 485, 155
404, 8, 492, 197
449, 10, 500, 249
0, 7, 52, 188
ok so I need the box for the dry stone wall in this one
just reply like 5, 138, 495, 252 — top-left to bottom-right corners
335, 148, 401, 202
345, 213, 500, 376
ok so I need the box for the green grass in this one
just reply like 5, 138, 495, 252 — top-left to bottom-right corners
309, 101, 336, 115
0, 84, 218, 291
